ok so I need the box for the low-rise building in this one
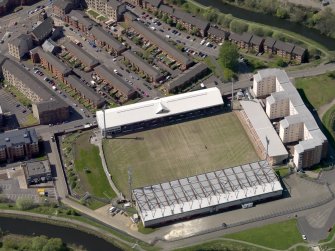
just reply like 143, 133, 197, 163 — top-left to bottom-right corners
292, 45, 307, 64
273, 40, 295, 60
31, 47, 72, 82
125, 12, 193, 70
142, 0, 162, 12
89, 26, 126, 55
94, 64, 136, 102
64, 41, 99, 71
64, 10, 95, 33
122, 50, 164, 83
31, 17, 54, 45
165, 63, 209, 94
207, 26, 229, 43
8, 34, 33, 60
42, 39, 60, 54
2, 58, 70, 124
64, 75, 105, 108
127, 0, 142, 6
23, 160, 52, 185
229, 32, 253, 50
0, 128, 39, 163
0, 0, 37, 16
52, 0, 75, 18
263, 37, 276, 54
105, 0, 126, 21
250, 35, 264, 53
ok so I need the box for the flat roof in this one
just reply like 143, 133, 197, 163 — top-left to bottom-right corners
128, 18, 193, 66
0, 128, 38, 148
25, 160, 51, 177
96, 87, 223, 130
133, 160, 282, 223
240, 100, 288, 158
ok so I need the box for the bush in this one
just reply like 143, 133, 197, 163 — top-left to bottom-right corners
275, 58, 288, 67
229, 19, 248, 34
16, 197, 34, 210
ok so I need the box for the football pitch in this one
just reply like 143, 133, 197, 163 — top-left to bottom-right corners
103, 112, 259, 196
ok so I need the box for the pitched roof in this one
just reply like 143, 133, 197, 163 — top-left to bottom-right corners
106, 0, 123, 9
52, 0, 73, 10
274, 40, 294, 53
42, 39, 59, 53
34, 98, 69, 113
128, 19, 193, 66
8, 34, 32, 47
158, 4, 174, 15
90, 26, 126, 52
68, 10, 95, 28
167, 63, 208, 91
94, 64, 135, 96
31, 17, 53, 41
264, 37, 276, 48
122, 50, 163, 81
240, 32, 253, 43
64, 41, 99, 68
36, 47, 72, 74
208, 26, 229, 39
143, 0, 162, 7
229, 32, 242, 41
292, 45, 306, 56
65, 75, 105, 107
173, 9, 209, 30
250, 35, 264, 45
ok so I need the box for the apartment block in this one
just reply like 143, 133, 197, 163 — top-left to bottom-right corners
52, 0, 75, 18
85, 0, 126, 21
253, 68, 328, 169
8, 34, 33, 60
64, 10, 95, 33
0, 129, 39, 163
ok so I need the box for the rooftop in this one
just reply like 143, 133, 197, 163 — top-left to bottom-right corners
31, 17, 53, 41
96, 87, 223, 130
133, 160, 282, 223
274, 40, 295, 53
8, 34, 32, 47
25, 160, 51, 177
36, 47, 72, 74
68, 10, 95, 28
122, 50, 163, 80
173, 9, 210, 30
264, 37, 276, 48
64, 41, 99, 68
250, 35, 264, 45
240, 100, 288, 158
208, 26, 229, 38
94, 64, 135, 96
128, 19, 193, 66
144, 0, 162, 7
292, 46, 306, 56
0, 129, 38, 148
90, 26, 126, 52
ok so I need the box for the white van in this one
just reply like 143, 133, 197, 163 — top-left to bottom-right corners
200, 39, 206, 45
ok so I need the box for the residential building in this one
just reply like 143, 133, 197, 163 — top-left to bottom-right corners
31, 17, 54, 45
207, 26, 229, 43
142, 0, 162, 12
89, 26, 126, 55
64, 75, 105, 108
42, 39, 60, 54
249, 35, 264, 53
253, 68, 328, 169
229, 32, 253, 49
52, 0, 75, 18
263, 37, 276, 54
125, 12, 193, 70
2, 58, 69, 124
126, 0, 142, 6
0, 128, 39, 163
64, 41, 99, 71
0, 54, 7, 76
22, 160, 52, 185
85, 0, 126, 21
0, 0, 37, 15
166, 63, 209, 94
64, 10, 95, 33
273, 40, 294, 60
94, 64, 136, 102
122, 50, 164, 83
292, 46, 307, 63
8, 34, 33, 60
31, 47, 72, 82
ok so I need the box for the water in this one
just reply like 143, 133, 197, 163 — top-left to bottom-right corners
0, 217, 123, 251
195, 0, 335, 50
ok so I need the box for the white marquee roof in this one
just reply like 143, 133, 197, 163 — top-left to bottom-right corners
96, 88, 223, 130
133, 160, 282, 223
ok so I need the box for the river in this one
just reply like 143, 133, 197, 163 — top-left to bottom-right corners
0, 217, 122, 251
194, 0, 335, 50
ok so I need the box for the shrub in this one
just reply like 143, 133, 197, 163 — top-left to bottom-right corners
16, 197, 34, 210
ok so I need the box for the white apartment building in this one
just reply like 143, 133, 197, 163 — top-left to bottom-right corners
253, 69, 328, 169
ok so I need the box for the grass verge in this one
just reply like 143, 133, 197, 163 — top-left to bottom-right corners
322, 104, 335, 148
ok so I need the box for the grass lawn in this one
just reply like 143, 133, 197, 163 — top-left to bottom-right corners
322, 104, 335, 148
73, 132, 116, 200
103, 113, 259, 196
87, 9, 99, 18
294, 73, 335, 110
5, 84, 32, 107
20, 113, 38, 127
225, 219, 305, 250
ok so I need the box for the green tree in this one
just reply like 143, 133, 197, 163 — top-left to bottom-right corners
167, 18, 173, 25
32, 236, 49, 251
162, 14, 168, 22
229, 19, 248, 34
176, 22, 182, 30
219, 42, 239, 72
16, 197, 34, 210
218, 13, 233, 28
42, 238, 67, 251
276, 7, 289, 19
203, 7, 218, 22
275, 58, 287, 67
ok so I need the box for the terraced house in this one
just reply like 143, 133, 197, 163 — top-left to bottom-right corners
64, 10, 95, 33
1, 58, 69, 124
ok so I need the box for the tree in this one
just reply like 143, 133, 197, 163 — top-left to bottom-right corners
275, 58, 287, 67
16, 197, 34, 210
162, 14, 168, 22
229, 19, 248, 34
32, 236, 49, 251
219, 42, 239, 72
167, 18, 173, 25
176, 23, 182, 30
42, 238, 67, 251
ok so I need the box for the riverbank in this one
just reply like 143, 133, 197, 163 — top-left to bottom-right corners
0, 209, 155, 251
